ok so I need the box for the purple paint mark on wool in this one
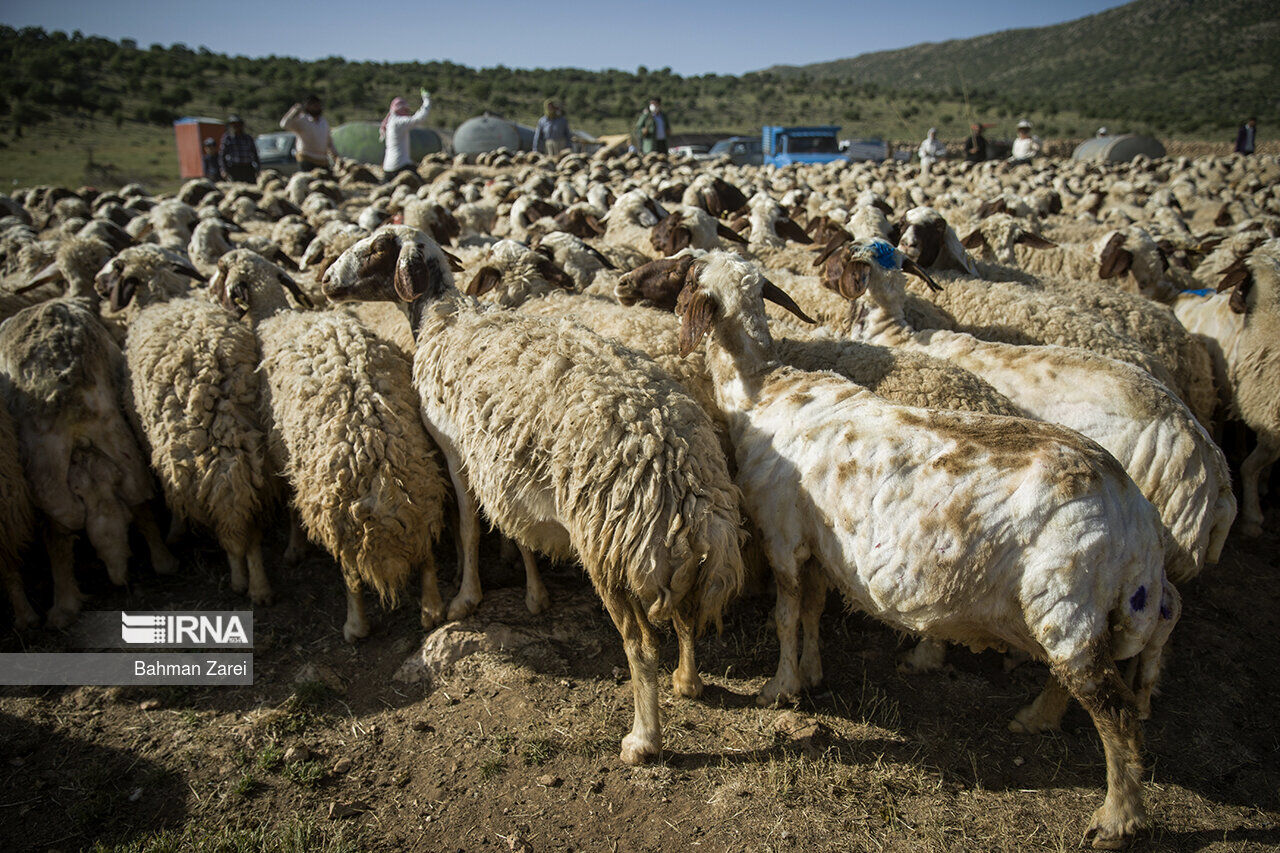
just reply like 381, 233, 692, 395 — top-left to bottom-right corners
1130, 586, 1147, 612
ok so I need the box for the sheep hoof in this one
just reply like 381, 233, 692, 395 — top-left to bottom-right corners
756, 677, 800, 708
46, 603, 82, 630
619, 732, 660, 765
250, 587, 274, 607
152, 550, 180, 577
421, 604, 445, 631
230, 573, 248, 594
1084, 805, 1147, 849
343, 620, 370, 643
12, 604, 40, 632
1239, 520, 1262, 538
525, 588, 550, 616
447, 593, 480, 622
1008, 707, 1060, 735
672, 671, 703, 699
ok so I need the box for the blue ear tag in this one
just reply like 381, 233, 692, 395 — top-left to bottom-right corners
869, 239, 899, 270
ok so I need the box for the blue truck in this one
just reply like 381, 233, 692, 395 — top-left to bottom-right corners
762, 125, 845, 167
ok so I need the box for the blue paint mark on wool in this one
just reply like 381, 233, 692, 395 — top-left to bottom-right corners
1181, 288, 1214, 297
869, 239, 899, 270
1160, 599, 1172, 619
1130, 585, 1147, 612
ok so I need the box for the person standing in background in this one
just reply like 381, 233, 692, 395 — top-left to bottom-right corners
218, 115, 259, 183
964, 124, 987, 163
281, 95, 338, 172
533, 100, 572, 159
917, 127, 947, 174
1008, 119, 1042, 165
201, 137, 221, 181
1236, 117, 1257, 155
633, 97, 669, 154
381, 90, 432, 178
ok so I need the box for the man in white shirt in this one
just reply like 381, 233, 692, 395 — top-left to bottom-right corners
1009, 119, 1041, 165
280, 95, 338, 172
380, 91, 432, 177
918, 127, 947, 175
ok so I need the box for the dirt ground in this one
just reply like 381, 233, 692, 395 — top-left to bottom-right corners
1, 514, 1278, 853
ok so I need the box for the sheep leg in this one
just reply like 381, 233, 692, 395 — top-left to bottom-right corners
1238, 433, 1279, 537
165, 514, 187, 546
45, 525, 84, 629
420, 550, 445, 631
1132, 582, 1180, 720
1058, 657, 1148, 849
343, 577, 370, 643
757, 569, 803, 707
898, 638, 948, 674
226, 543, 249, 594
519, 544, 550, 615
445, 468, 483, 622
671, 609, 702, 699
797, 563, 826, 689
1009, 675, 1071, 734
283, 510, 308, 567
1, 558, 38, 631
84, 501, 132, 587
133, 502, 178, 576
244, 527, 272, 606
602, 590, 662, 765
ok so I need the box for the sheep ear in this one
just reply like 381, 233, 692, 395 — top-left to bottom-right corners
715, 220, 748, 245
15, 261, 63, 293
676, 285, 715, 357
812, 235, 848, 268
1098, 233, 1132, 279
872, 198, 894, 216
396, 243, 448, 302
584, 214, 605, 236
535, 258, 575, 290
959, 228, 986, 250
1015, 231, 1056, 249
110, 277, 139, 312
901, 255, 942, 291
465, 265, 502, 297
976, 199, 1002, 219
1228, 284, 1250, 314
644, 198, 668, 222
1217, 258, 1252, 313
441, 250, 464, 272
761, 278, 816, 324
586, 244, 616, 270
278, 271, 313, 308
173, 262, 207, 282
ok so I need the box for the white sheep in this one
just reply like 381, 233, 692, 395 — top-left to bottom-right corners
677, 250, 1179, 849
0, 297, 177, 626
322, 225, 744, 763
215, 249, 452, 639
1173, 244, 1280, 537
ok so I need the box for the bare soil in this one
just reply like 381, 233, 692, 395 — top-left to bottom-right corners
2, 519, 1278, 853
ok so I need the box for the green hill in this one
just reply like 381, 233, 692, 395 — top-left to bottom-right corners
764, 0, 1279, 135
0, 7, 1270, 191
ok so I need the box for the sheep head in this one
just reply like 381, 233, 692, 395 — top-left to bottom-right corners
673, 252, 815, 357
815, 238, 940, 302
651, 214, 693, 256
322, 226, 456, 307
552, 207, 605, 238
699, 177, 749, 219
210, 249, 309, 321
94, 244, 204, 311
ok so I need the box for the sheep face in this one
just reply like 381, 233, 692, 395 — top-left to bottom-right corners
672, 252, 814, 357
815, 239, 941, 303
322, 227, 455, 307
94, 245, 204, 312
210, 249, 308, 320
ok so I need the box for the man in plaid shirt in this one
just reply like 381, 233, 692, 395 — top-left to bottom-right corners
219, 115, 259, 183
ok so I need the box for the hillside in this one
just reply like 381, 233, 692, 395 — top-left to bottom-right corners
0, 12, 1267, 191
765, 0, 1279, 135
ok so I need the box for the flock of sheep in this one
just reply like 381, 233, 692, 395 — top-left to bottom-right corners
1, 142, 1277, 849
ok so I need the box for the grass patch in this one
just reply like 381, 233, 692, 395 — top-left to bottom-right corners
255, 744, 283, 772
282, 759, 325, 788
231, 772, 258, 798
522, 738, 556, 766
479, 757, 506, 781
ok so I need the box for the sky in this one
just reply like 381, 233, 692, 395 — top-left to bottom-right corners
1, 0, 1133, 76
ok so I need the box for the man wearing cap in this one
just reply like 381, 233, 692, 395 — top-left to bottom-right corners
219, 115, 259, 183
1009, 119, 1042, 165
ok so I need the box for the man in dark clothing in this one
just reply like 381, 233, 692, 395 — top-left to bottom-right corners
1235, 117, 1257, 155
201, 138, 221, 180
633, 97, 670, 154
964, 124, 987, 163
219, 115, 259, 183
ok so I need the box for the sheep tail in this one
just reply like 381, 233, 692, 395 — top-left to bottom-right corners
651, 492, 744, 634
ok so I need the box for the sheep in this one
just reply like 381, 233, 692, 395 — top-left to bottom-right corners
213, 249, 452, 639
530, 230, 616, 292
680, 174, 749, 218
188, 218, 239, 279
600, 189, 669, 259
97, 245, 206, 330
0, 298, 177, 627
676, 250, 1179, 849
1174, 246, 1280, 537
94, 247, 276, 605
321, 226, 744, 763
822, 238, 1234, 584
0, 401, 36, 628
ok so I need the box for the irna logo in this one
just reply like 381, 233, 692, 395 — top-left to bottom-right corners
121, 612, 250, 646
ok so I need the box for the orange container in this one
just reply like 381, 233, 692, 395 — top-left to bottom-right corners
173, 118, 226, 178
